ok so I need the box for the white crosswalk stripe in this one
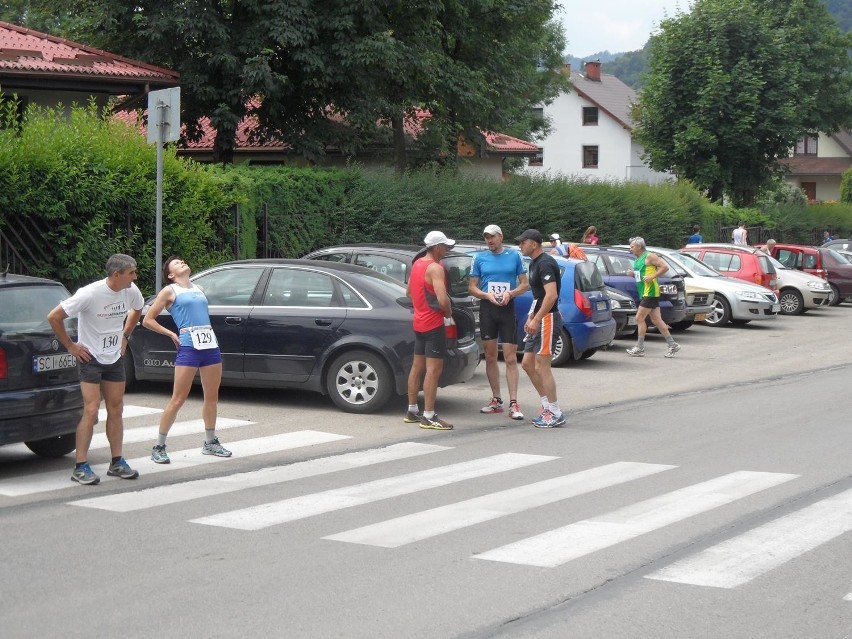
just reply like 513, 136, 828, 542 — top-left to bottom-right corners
324, 461, 676, 548
190, 453, 558, 531
90, 417, 254, 450
67, 442, 450, 513
0, 430, 349, 497
97, 404, 162, 422
473, 471, 799, 568
646, 486, 852, 588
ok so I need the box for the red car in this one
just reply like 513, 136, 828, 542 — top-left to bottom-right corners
760, 243, 852, 306
681, 244, 779, 298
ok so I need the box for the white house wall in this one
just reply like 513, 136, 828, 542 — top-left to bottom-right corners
525, 91, 668, 183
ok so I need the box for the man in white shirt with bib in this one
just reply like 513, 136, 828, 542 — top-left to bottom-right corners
48, 254, 144, 485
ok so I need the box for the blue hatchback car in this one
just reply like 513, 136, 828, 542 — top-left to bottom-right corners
514, 256, 616, 365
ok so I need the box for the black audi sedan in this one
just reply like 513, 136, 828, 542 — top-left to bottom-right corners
0, 272, 82, 457
126, 260, 480, 414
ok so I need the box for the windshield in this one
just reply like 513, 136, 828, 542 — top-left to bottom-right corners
666, 251, 722, 277
766, 254, 787, 270
0, 284, 72, 334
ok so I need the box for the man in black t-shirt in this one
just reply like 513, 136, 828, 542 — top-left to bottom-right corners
515, 229, 565, 428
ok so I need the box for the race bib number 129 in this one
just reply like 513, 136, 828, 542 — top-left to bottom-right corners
190, 327, 218, 350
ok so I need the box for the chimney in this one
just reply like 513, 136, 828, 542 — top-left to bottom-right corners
559, 63, 571, 75
584, 60, 601, 81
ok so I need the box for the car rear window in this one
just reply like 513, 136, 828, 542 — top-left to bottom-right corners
0, 284, 71, 334
702, 251, 740, 272
442, 255, 472, 297
574, 261, 605, 292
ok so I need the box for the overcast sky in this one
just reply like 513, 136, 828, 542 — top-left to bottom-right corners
558, 0, 691, 57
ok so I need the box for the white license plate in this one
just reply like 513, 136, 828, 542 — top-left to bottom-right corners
660, 284, 677, 294
627, 316, 637, 325
596, 301, 607, 311
33, 353, 77, 373
771, 303, 780, 313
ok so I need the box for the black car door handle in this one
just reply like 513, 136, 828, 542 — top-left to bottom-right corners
315, 319, 332, 326
225, 317, 243, 325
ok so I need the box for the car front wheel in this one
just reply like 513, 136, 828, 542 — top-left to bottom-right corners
779, 288, 804, 315
25, 433, 76, 458
703, 296, 731, 326
326, 350, 393, 414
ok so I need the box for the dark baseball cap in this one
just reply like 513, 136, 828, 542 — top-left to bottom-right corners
514, 229, 544, 244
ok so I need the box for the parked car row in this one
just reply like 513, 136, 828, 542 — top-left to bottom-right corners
5, 238, 844, 459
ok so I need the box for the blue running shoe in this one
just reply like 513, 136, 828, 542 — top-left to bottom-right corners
151, 444, 170, 464
71, 463, 100, 485
532, 409, 566, 428
202, 437, 232, 457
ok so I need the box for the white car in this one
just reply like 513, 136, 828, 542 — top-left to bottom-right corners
647, 248, 779, 326
763, 254, 831, 315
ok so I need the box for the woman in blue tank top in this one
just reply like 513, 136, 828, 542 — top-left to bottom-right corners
142, 256, 232, 464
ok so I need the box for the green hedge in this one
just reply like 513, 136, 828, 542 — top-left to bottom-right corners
5, 100, 849, 297
0, 100, 232, 294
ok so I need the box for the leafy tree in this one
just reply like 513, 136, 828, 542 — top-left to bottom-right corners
58, 1, 565, 168
634, 0, 852, 206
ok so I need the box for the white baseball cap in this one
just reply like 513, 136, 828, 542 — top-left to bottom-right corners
423, 230, 456, 248
483, 224, 503, 237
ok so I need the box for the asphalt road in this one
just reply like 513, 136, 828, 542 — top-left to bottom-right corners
1, 305, 851, 638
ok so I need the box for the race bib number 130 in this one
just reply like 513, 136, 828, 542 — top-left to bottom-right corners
190, 327, 218, 350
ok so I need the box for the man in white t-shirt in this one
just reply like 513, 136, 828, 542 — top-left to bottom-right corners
48, 254, 144, 485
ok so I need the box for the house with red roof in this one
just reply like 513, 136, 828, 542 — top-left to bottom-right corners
0, 20, 179, 114
525, 61, 670, 184
779, 130, 852, 203
1, 20, 538, 179
167, 107, 539, 179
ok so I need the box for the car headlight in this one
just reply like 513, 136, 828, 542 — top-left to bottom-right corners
735, 291, 760, 300
806, 281, 829, 290
610, 299, 622, 309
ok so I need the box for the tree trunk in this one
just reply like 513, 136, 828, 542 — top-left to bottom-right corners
391, 114, 407, 174
709, 181, 724, 203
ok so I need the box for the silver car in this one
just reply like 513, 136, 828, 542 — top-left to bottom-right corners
648, 248, 779, 326
764, 254, 831, 315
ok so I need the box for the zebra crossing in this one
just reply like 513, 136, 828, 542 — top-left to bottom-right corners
4, 404, 851, 597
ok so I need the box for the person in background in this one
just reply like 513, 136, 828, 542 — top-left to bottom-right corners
405, 230, 455, 430
144, 256, 231, 464
762, 238, 777, 255
515, 229, 566, 428
550, 242, 587, 260
732, 222, 748, 245
581, 226, 599, 245
47, 253, 144, 485
822, 231, 834, 245
469, 224, 528, 420
625, 237, 681, 359
687, 225, 703, 244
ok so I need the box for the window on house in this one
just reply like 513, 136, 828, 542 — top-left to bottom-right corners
582, 146, 599, 168
582, 107, 598, 126
528, 149, 543, 167
795, 136, 818, 156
